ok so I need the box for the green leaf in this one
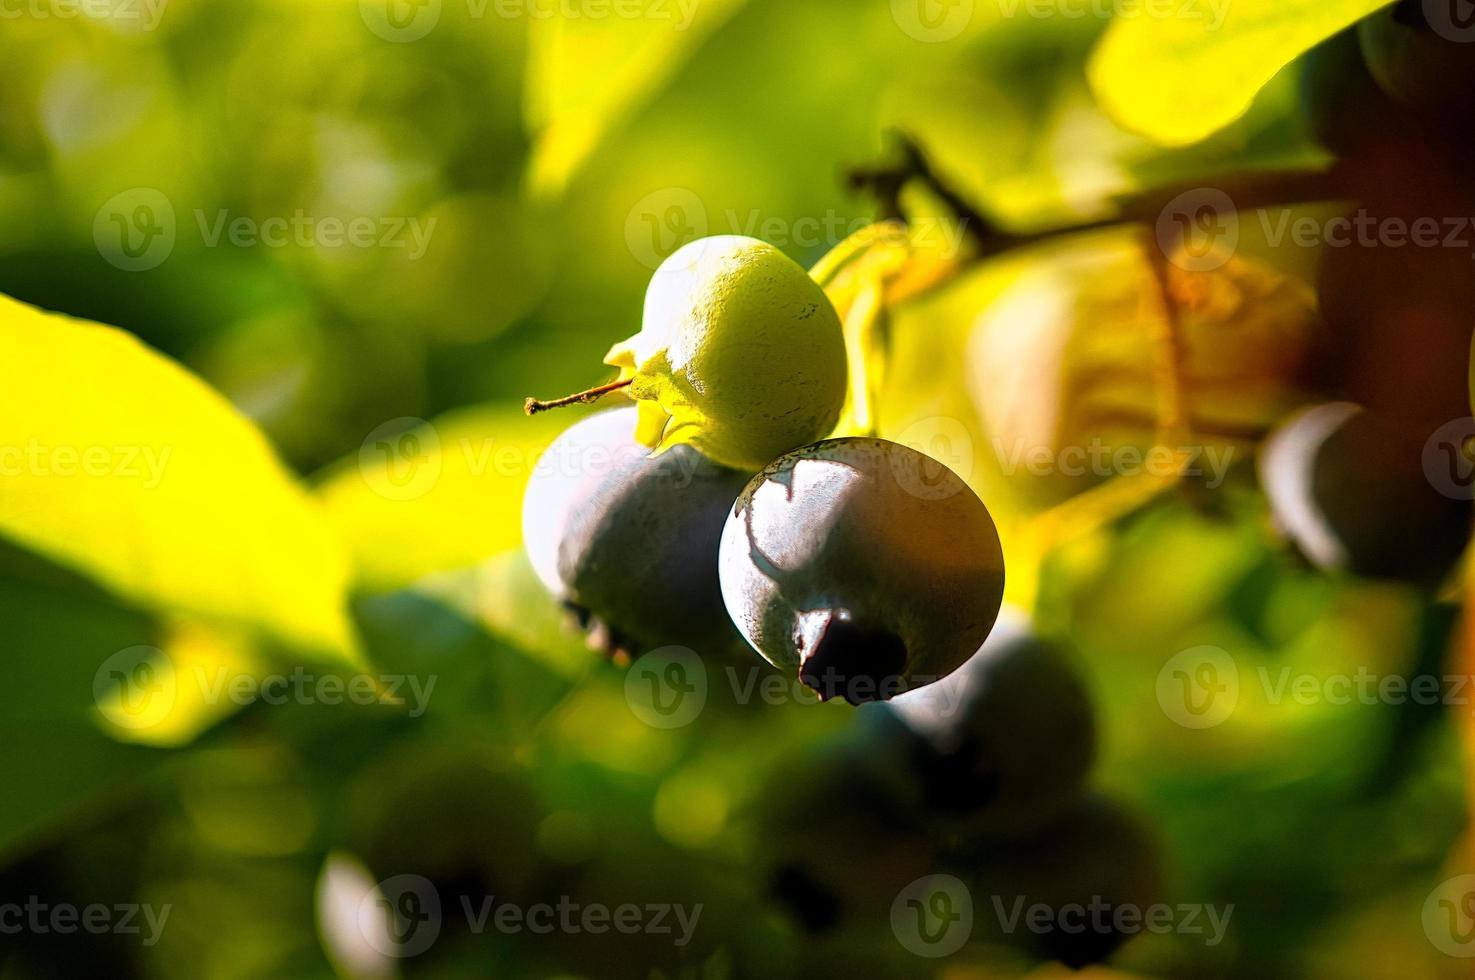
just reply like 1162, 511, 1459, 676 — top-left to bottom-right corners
1087, 0, 1393, 146
352, 551, 593, 730
406, 550, 593, 682
0, 564, 163, 858
0, 293, 357, 663
523, 0, 749, 196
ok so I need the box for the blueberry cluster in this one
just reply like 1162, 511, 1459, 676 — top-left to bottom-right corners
523, 236, 1007, 703
759, 616, 1158, 968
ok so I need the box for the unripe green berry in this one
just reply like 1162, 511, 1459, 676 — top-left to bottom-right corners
605, 236, 849, 471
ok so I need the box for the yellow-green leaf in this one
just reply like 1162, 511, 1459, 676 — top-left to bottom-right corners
0, 293, 356, 662
315, 404, 573, 594
523, 0, 748, 197
1088, 0, 1393, 146
91, 620, 267, 748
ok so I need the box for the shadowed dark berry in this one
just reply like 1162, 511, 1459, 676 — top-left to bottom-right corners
756, 732, 934, 935
1297, 28, 1406, 159
881, 611, 1096, 841
1260, 402, 1469, 586
1360, 0, 1475, 145
969, 795, 1162, 969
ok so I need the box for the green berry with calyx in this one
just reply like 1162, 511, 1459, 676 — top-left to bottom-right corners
527, 236, 848, 471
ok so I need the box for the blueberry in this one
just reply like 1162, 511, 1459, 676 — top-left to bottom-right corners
1360, 0, 1475, 144
1260, 402, 1469, 585
756, 732, 935, 935
522, 408, 750, 660
881, 611, 1096, 841
1297, 28, 1405, 159
718, 438, 1006, 705
968, 795, 1162, 969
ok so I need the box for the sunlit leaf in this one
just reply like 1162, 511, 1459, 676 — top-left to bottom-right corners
523, 0, 749, 196
92, 619, 266, 749
1088, 0, 1393, 146
0, 293, 357, 662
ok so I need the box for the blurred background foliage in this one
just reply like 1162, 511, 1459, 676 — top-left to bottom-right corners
0, 0, 1470, 978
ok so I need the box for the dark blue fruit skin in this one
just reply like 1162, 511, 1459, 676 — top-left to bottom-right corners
758, 623, 1098, 936
878, 617, 1097, 843
524, 409, 750, 659
719, 437, 1006, 704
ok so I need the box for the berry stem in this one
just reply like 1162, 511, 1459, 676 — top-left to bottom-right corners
850, 135, 1359, 303
524, 378, 633, 416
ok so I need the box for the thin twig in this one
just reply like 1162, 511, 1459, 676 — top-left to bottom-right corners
848, 135, 1360, 293
525, 378, 633, 416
